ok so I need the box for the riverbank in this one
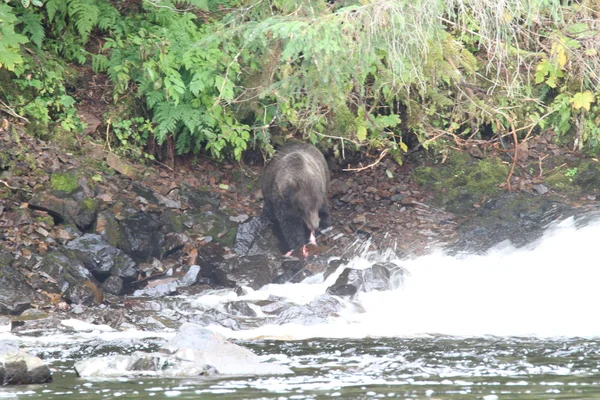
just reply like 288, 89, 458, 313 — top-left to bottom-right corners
1, 124, 599, 322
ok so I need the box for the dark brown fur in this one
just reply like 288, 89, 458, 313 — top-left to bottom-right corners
261, 142, 331, 254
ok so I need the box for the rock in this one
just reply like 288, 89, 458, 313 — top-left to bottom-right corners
179, 184, 220, 210
178, 265, 200, 287
74, 323, 292, 377
326, 263, 399, 297
65, 233, 138, 281
101, 275, 124, 295
0, 342, 52, 385
95, 210, 122, 247
214, 255, 282, 290
39, 249, 105, 303
106, 153, 139, 180
233, 216, 269, 255
164, 232, 189, 256
119, 212, 164, 262
533, 184, 549, 195
29, 192, 78, 224
0, 251, 36, 314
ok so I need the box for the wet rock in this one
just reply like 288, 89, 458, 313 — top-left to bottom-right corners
74, 323, 292, 377
233, 216, 269, 255
179, 184, 220, 210
29, 192, 79, 224
224, 301, 257, 317
326, 263, 394, 297
133, 280, 178, 297
132, 182, 180, 209
95, 210, 122, 247
0, 251, 36, 314
65, 233, 138, 281
164, 232, 189, 256
0, 342, 52, 385
119, 212, 164, 262
276, 295, 344, 325
178, 265, 200, 287
214, 255, 282, 290
39, 250, 95, 298
186, 211, 237, 247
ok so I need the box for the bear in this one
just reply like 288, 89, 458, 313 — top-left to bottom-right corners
261, 142, 331, 257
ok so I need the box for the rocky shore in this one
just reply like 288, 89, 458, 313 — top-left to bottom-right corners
2, 126, 600, 382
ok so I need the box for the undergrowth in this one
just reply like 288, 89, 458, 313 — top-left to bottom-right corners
0, 0, 598, 163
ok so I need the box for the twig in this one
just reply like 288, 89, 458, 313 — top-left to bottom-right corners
0, 180, 16, 190
0, 99, 29, 123
343, 148, 389, 172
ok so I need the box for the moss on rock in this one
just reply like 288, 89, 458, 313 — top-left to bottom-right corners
50, 172, 78, 193
413, 151, 509, 214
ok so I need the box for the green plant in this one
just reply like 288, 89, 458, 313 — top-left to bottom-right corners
110, 117, 155, 161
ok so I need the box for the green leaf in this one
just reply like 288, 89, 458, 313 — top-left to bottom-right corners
214, 75, 234, 102
570, 91, 595, 111
356, 125, 367, 141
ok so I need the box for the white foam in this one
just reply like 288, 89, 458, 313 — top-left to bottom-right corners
204, 216, 600, 340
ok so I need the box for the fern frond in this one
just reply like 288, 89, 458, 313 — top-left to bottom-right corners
67, 0, 99, 43
18, 9, 45, 48
153, 102, 180, 142
92, 54, 108, 72
97, 1, 119, 32
45, 0, 64, 22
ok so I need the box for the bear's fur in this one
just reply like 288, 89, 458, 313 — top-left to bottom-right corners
261, 142, 331, 255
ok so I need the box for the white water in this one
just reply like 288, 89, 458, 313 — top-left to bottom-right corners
199, 216, 600, 340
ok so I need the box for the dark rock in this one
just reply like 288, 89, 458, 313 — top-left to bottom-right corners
164, 232, 189, 256
29, 192, 78, 224
101, 275, 125, 295
65, 233, 138, 280
179, 184, 220, 210
233, 216, 269, 255
276, 295, 343, 325
0, 343, 52, 385
39, 249, 104, 303
323, 258, 350, 279
326, 263, 393, 297
224, 301, 257, 317
186, 211, 237, 247
119, 212, 164, 262
95, 210, 122, 247
214, 255, 282, 290
0, 251, 36, 314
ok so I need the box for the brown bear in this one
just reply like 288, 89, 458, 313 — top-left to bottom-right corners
261, 142, 331, 257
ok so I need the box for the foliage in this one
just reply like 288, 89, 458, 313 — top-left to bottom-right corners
1, 0, 600, 162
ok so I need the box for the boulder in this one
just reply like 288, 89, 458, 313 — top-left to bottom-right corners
214, 255, 282, 290
74, 323, 292, 377
119, 212, 164, 262
327, 262, 403, 297
0, 251, 36, 314
65, 233, 138, 282
0, 342, 52, 385
39, 250, 102, 304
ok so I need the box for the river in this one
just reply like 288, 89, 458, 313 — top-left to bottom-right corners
1, 216, 599, 399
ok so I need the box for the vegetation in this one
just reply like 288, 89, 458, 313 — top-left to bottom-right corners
0, 0, 598, 164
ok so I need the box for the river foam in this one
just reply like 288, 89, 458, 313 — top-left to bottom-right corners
201, 216, 600, 340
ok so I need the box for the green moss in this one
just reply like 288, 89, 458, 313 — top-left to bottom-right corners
34, 215, 55, 227
50, 172, 78, 193
413, 151, 509, 214
0, 151, 11, 170
80, 197, 96, 211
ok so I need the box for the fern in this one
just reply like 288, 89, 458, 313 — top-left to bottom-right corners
18, 8, 44, 48
68, 0, 99, 44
